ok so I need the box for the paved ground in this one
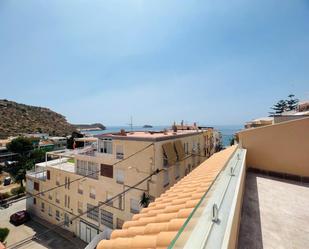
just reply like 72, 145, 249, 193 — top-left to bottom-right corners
238, 172, 309, 249
0, 199, 86, 249
0, 173, 20, 194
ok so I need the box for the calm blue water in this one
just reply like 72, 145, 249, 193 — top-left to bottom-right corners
82, 125, 242, 147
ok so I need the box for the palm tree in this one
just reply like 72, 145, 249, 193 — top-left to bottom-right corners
139, 192, 150, 208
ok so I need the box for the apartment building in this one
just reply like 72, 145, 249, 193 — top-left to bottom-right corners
97, 117, 309, 249
26, 128, 215, 243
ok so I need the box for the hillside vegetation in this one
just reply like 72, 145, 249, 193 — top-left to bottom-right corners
0, 99, 76, 138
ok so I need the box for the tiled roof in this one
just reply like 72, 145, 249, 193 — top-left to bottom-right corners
97, 146, 237, 249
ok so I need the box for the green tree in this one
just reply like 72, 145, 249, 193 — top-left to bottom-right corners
6, 137, 35, 187
6, 158, 34, 187
270, 100, 287, 115
30, 148, 48, 163
0, 227, 9, 242
6, 137, 33, 157
286, 94, 299, 111
139, 192, 150, 208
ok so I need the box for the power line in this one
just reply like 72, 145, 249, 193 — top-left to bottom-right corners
5, 139, 211, 248
7, 168, 162, 249
6, 148, 208, 248
2, 142, 155, 206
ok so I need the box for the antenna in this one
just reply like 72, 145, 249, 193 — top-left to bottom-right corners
127, 116, 133, 131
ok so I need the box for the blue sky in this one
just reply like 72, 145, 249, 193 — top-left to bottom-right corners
1, 0, 309, 126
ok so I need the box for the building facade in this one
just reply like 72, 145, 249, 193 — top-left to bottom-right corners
26, 128, 216, 243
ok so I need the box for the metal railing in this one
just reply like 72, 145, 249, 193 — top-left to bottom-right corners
168, 148, 246, 249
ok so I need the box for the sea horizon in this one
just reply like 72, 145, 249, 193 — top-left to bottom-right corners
82, 124, 243, 147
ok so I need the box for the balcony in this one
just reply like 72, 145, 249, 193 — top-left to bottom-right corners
26, 169, 47, 181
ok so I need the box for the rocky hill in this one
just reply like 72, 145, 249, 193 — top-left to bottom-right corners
0, 99, 76, 138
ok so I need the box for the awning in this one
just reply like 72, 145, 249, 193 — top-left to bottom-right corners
162, 142, 177, 166
174, 140, 185, 160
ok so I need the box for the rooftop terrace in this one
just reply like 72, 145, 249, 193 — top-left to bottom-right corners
238, 172, 309, 249
97, 129, 206, 142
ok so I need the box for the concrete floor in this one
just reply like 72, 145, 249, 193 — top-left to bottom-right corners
238, 172, 309, 249
0, 199, 86, 249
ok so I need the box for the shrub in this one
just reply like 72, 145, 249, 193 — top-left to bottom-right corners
0, 227, 9, 242
11, 186, 25, 195
0, 192, 11, 200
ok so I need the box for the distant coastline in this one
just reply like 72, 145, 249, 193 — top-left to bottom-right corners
77, 127, 103, 132
74, 123, 106, 132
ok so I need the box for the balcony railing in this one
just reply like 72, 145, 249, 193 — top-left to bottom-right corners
168, 147, 247, 249
26, 170, 47, 181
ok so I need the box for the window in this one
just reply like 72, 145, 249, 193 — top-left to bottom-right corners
184, 142, 189, 155
33, 197, 36, 205
106, 192, 113, 207
78, 201, 83, 214
78, 183, 83, 195
41, 186, 44, 196
163, 157, 168, 167
55, 192, 60, 204
56, 176, 60, 186
100, 164, 113, 178
65, 177, 71, 189
48, 206, 52, 216
118, 194, 123, 209
130, 199, 140, 214
88, 162, 98, 179
99, 138, 113, 154
163, 170, 169, 187
116, 145, 124, 159
47, 170, 50, 180
56, 210, 60, 221
87, 204, 99, 222
116, 218, 124, 229
89, 187, 96, 199
101, 209, 113, 229
65, 195, 70, 208
116, 169, 124, 184
76, 160, 98, 179
34, 182, 39, 191
175, 163, 180, 179
41, 202, 45, 212
192, 141, 197, 153
64, 213, 70, 227
49, 193, 52, 200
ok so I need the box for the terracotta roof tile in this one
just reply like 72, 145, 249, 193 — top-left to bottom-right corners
97, 146, 237, 249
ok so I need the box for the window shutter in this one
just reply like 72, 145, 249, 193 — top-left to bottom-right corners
100, 164, 113, 178
34, 182, 40, 191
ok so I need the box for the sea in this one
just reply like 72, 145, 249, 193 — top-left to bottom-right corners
82, 125, 243, 148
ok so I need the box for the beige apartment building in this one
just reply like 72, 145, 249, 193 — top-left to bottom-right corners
97, 117, 309, 249
26, 128, 215, 243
